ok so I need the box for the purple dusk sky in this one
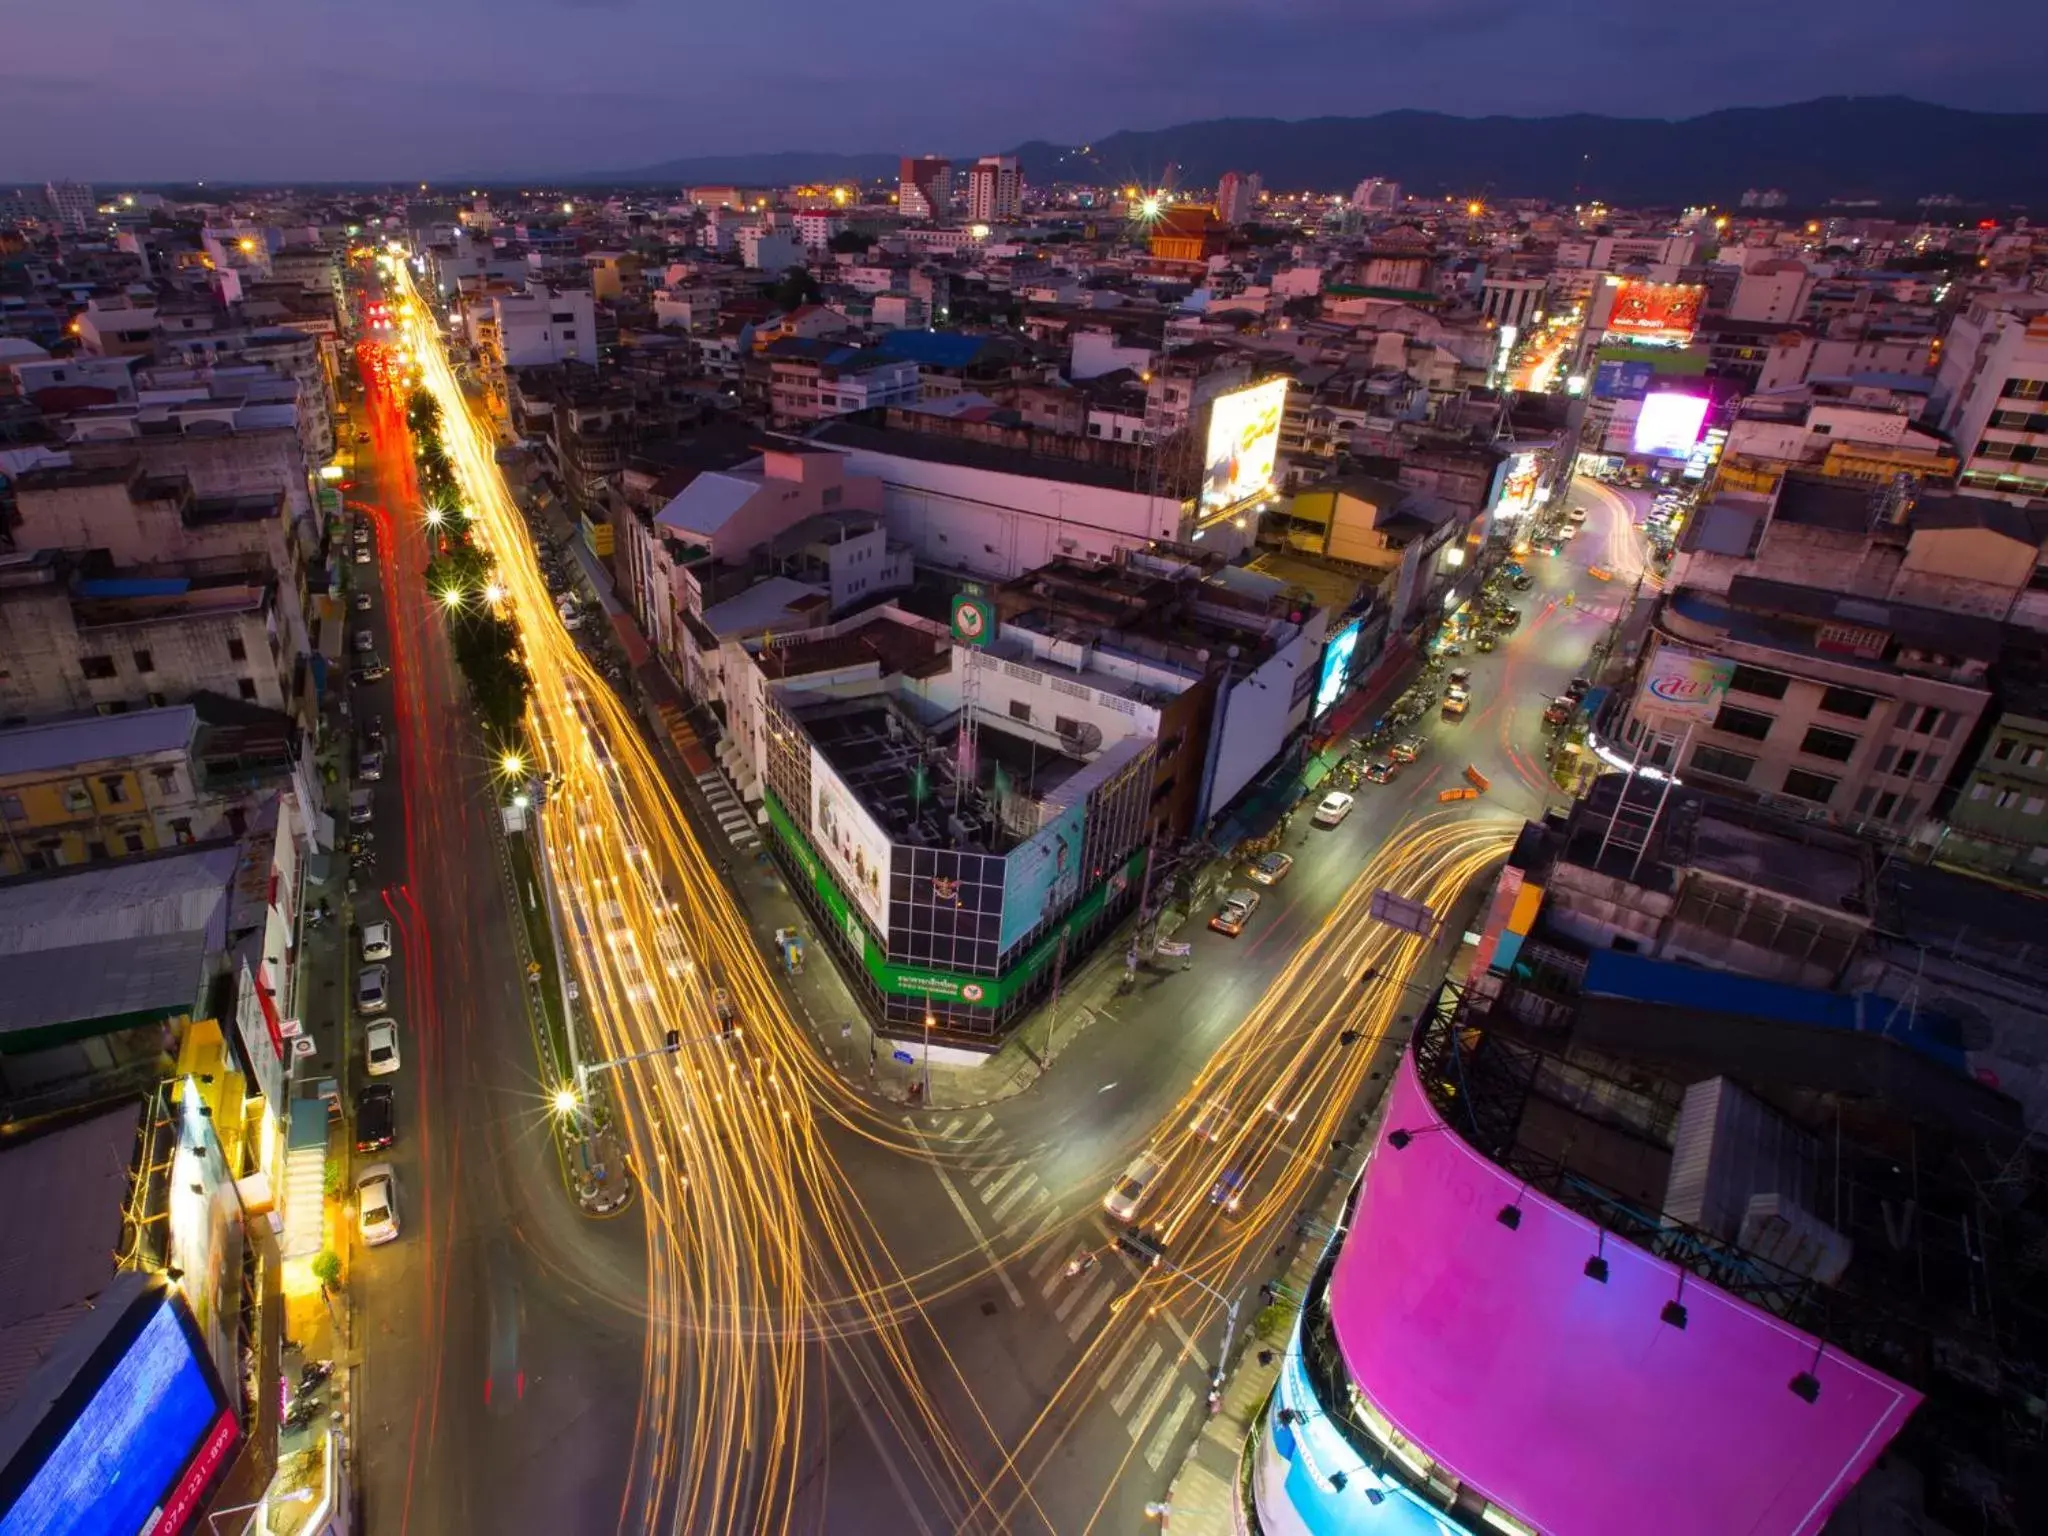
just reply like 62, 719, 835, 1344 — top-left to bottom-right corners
4, 0, 2045, 182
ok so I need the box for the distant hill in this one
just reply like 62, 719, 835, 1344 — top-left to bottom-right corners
595, 98, 2040, 208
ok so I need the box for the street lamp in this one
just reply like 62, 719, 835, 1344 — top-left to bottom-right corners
437, 585, 465, 611
551, 1084, 582, 1120
501, 751, 526, 777
207, 1487, 313, 1533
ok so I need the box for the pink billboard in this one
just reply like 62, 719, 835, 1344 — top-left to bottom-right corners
1327, 1058, 1919, 1536
1632, 392, 1710, 457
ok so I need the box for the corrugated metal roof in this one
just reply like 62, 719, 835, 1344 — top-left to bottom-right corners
653, 469, 760, 540
0, 706, 197, 780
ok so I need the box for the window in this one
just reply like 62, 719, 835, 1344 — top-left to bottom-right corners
1008, 700, 1031, 723
1913, 705, 1944, 734
80, 654, 117, 680
237, 678, 259, 700
1800, 726, 1858, 762
1712, 703, 1776, 741
2027, 798, 2045, 817
1875, 791, 1899, 819
1817, 685, 1875, 720
147, 692, 167, 708
227, 638, 248, 661
0, 793, 23, 822
85, 840, 107, 861
2003, 377, 2047, 400
152, 766, 179, 792
97, 774, 130, 805
1996, 788, 2020, 809
62, 781, 92, 813
1896, 748, 1921, 777
1971, 782, 1991, 801
1994, 736, 2017, 761
1917, 753, 1942, 781
1054, 715, 1082, 738
129, 648, 156, 675
120, 831, 146, 855
1689, 744, 1756, 783
2025, 745, 2046, 769
1781, 768, 1840, 805
822, 485, 842, 507
1727, 664, 1789, 700
169, 818, 194, 844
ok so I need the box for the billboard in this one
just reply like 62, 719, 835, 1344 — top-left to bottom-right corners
810, 746, 892, 939
1201, 378, 1288, 513
1322, 1058, 1919, 1536
1593, 359, 1654, 400
1640, 642, 1734, 722
1604, 279, 1705, 344
1634, 392, 1710, 457
998, 800, 1088, 953
0, 1286, 239, 1536
1313, 619, 1362, 718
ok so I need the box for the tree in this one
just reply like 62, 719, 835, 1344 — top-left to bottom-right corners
311, 1250, 342, 1291
827, 229, 870, 255
770, 266, 821, 310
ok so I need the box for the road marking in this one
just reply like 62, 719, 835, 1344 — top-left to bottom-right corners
1143, 1386, 1201, 1469
1024, 1210, 1067, 1279
1110, 1342, 1164, 1415
1126, 1355, 1182, 1443
1096, 1328, 1147, 1395
1098, 1081, 1119, 1094
977, 1163, 1021, 1199
988, 1175, 1037, 1223
934, 1115, 964, 1140
903, 1117, 1024, 1308
1066, 1277, 1115, 1340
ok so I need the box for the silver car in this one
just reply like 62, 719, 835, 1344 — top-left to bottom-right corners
356, 964, 390, 1014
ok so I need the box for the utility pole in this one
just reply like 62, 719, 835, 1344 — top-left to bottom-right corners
1115, 1227, 1244, 1407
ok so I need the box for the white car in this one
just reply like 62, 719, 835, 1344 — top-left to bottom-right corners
1313, 791, 1355, 827
356, 1165, 400, 1246
360, 920, 394, 962
1103, 1150, 1165, 1222
364, 1019, 401, 1076
356, 964, 390, 1014
358, 751, 384, 782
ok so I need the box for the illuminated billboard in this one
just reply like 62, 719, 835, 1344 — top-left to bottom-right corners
1201, 378, 1288, 513
1322, 1058, 1919, 1536
1633, 392, 1710, 457
1604, 279, 1704, 344
0, 1284, 240, 1536
999, 800, 1087, 953
1640, 641, 1735, 722
810, 746, 892, 939
1313, 619, 1361, 718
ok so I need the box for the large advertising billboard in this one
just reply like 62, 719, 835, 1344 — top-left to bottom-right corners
1201, 378, 1288, 513
0, 1286, 240, 1536
810, 746, 892, 939
1604, 279, 1705, 344
1640, 642, 1735, 722
998, 800, 1087, 954
1593, 358, 1654, 400
1633, 392, 1710, 457
1313, 619, 1362, 719
1323, 1058, 1920, 1536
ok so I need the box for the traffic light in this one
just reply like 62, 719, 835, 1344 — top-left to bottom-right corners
1116, 1225, 1164, 1267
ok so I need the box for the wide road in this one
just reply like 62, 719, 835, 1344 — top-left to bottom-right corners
342, 314, 646, 1536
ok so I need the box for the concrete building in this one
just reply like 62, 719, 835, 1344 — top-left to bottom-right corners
75, 295, 158, 358
1478, 273, 1546, 330
757, 338, 920, 427
793, 210, 847, 252
1935, 686, 2048, 885
491, 285, 598, 369
1931, 293, 2048, 502
966, 156, 1022, 225
898, 157, 953, 221
737, 226, 805, 273
1350, 177, 1400, 213
42, 180, 95, 233
1214, 171, 1262, 227
1727, 260, 1816, 324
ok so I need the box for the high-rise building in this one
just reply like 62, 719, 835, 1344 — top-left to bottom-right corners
1933, 293, 2048, 502
1215, 170, 1262, 227
43, 180, 95, 233
898, 156, 953, 221
966, 156, 1022, 225
1350, 176, 1400, 213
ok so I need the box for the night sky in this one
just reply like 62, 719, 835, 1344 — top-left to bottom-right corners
5, 0, 2045, 182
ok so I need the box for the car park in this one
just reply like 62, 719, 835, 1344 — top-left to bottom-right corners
364, 1020, 400, 1075
1103, 1150, 1165, 1221
356, 1165, 400, 1246
1313, 791, 1355, 826
1209, 888, 1261, 937
354, 1084, 395, 1153
1246, 851, 1294, 886
356, 964, 390, 1013
360, 920, 394, 962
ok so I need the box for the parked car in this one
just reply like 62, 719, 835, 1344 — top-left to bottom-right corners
1103, 1150, 1165, 1221
1512, 573, 1534, 591
353, 591, 374, 612
354, 545, 372, 565
1567, 506, 1589, 523
356, 964, 390, 1014
356, 1165, 400, 1246
1389, 736, 1426, 764
1209, 888, 1261, 937
354, 1084, 395, 1153
1474, 633, 1499, 653
1565, 676, 1593, 700
1542, 696, 1577, 728
1246, 851, 1294, 886
348, 789, 374, 826
360, 920, 394, 962
364, 1020, 400, 1075
359, 751, 384, 783
352, 659, 389, 684
1312, 791, 1355, 827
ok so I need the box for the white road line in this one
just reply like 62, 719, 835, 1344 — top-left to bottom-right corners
902, 1117, 1024, 1309
1143, 1386, 1201, 1469
1110, 1342, 1163, 1416
934, 1115, 964, 1140
1024, 1210, 1067, 1279
1042, 1268, 1072, 1303
987, 1176, 1036, 1224
1052, 1270, 1091, 1319
977, 1163, 1021, 1199
1125, 1355, 1181, 1443
1096, 1329, 1147, 1396
1066, 1277, 1114, 1340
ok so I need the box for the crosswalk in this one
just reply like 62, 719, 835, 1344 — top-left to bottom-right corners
695, 768, 761, 851
921, 1111, 1210, 1471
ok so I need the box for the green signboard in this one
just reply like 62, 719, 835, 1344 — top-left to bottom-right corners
762, 790, 1141, 1009
950, 593, 996, 647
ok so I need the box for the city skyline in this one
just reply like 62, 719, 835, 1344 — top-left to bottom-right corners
5, 0, 2048, 182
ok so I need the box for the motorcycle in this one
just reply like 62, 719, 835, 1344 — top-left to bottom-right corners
298, 1358, 335, 1392
1064, 1250, 1098, 1279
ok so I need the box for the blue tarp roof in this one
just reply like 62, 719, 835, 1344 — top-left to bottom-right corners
873, 330, 997, 369
1581, 949, 1968, 1075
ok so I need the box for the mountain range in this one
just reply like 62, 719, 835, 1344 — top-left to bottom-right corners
599, 97, 2041, 209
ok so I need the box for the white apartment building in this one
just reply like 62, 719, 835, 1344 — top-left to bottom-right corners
1351, 178, 1400, 213
966, 156, 1022, 225
492, 285, 598, 368
1932, 294, 2048, 502
738, 227, 805, 272
1215, 171, 1262, 227
1728, 260, 1816, 324
794, 211, 847, 252
43, 181, 96, 234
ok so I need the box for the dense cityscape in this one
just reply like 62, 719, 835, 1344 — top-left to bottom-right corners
1, 63, 2046, 1536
